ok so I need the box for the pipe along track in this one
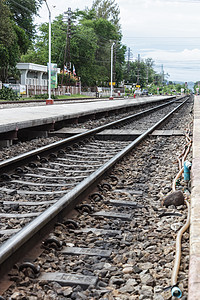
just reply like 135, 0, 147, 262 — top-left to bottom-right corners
168, 122, 192, 298
0, 96, 189, 279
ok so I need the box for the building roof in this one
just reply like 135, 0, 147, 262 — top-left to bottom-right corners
16, 63, 47, 73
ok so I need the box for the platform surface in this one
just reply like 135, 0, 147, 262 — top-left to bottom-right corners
188, 95, 200, 299
0, 96, 174, 133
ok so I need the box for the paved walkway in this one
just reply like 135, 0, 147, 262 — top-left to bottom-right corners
0, 96, 173, 133
188, 95, 200, 299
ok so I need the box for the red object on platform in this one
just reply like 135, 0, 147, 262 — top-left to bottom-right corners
109, 97, 114, 100
134, 94, 136, 98
46, 99, 54, 105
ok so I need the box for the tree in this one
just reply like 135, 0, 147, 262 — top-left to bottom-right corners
21, 15, 69, 67
0, 0, 42, 82
71, 25, 98, 86
0, 0, 15, 47
92, 0, 120, 28
21, 2, 125, 87
5, 0, 43, 41
123, 58, 163, 89
76, 8, 125, 85
0, 1, 20, 81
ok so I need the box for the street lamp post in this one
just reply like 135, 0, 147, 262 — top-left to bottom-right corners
109, 42, 115, 100
44, 0, 53, 104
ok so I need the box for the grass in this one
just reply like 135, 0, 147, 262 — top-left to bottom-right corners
55, 94, 93, 99
0, 94, 94, 101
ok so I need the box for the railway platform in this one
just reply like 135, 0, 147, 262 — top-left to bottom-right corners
188, 95, 200, 299
0, 95, 174, 147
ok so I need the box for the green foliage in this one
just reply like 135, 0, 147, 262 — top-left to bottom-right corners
0, 45, 9, 68
0, 0, 42, 82
148, 83, 189, 95
71, 25, 98, 86
21, 15, 66, 66
58, 74, 77, 86
13, 24, 30, 55
22, 1, 125, 87
92, 0, 120, 28
0, 1, 15, 46
0, 86, 19, 100
34, 94, 58, 100
6, 0, 43, 40
148, 84, 159, 95
193, 82, 200, 94
123, 58, 164, 89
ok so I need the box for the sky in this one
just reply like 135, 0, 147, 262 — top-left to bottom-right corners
34, 0, 200, 83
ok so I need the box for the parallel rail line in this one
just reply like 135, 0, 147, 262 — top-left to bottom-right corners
0, 96, 188, 278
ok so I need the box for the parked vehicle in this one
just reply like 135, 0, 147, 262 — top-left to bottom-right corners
142, 89, 148, 96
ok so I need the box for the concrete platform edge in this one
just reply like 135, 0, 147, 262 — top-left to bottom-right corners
188, 96, 200, 299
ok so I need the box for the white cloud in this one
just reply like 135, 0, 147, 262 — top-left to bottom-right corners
144, 48, 200, 62
118, 0, 200, 37
142, 48, 200, 81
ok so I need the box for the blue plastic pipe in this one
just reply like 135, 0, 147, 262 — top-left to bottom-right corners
184, 160, 192, 181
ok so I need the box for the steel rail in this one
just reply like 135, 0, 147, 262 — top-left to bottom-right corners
0, 96, 189, 276
0, 96, 185, 174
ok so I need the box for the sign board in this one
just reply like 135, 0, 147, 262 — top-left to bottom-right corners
136, 85, 140, 88
51, 63, 58, 88
109, 82, 115, 86
3, 84, 26, 96
48, 63, 58, 88
20, 85, 26, 95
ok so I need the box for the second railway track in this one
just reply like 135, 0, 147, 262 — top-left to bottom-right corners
0, 95, 193, 299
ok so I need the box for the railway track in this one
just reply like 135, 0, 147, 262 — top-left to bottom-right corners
0, 95, 192, 299
0, 96, 175, 145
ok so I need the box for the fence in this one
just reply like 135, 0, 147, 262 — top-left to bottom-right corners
81, 87, 125, 98
27, 85, 81, 96
1, 84, 81, 97
1, 83, 125, 98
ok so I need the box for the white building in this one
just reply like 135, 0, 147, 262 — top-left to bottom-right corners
15, 62, 80, 96
16, 63, 49, 86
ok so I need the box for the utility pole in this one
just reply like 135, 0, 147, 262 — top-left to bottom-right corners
127, 47, 131, 73
44, 0, 53, 104
146, 60, 150, 85
161, 64, 164, 83
146, 68, 149, 85
62, 8, 72, 86
137, 54, 140, 85
110, 42, 115, 100
66, 8, 72, 71
113, 42, 116, 83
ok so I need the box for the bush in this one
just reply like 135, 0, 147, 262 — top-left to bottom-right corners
0, 86, 20, 101
58, 73, 77, 86
34, 93, 58, 100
